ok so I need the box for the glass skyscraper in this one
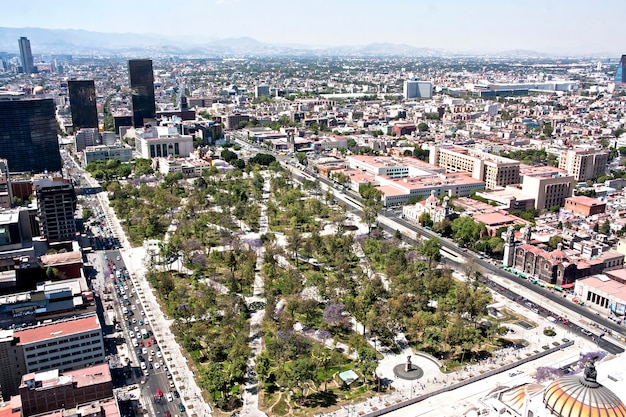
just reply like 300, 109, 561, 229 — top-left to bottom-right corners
68, 80, 98, 129
615, 55, 626, 84
128, 59, 156, 128
18, 36, 35, 74
0, 98, 62, 173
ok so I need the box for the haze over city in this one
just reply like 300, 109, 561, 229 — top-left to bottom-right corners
2, 0, 625, 55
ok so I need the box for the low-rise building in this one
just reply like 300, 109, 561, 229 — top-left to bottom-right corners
83, 145, 133, 165
19, 363, 113, 416
565, 195, 607, 217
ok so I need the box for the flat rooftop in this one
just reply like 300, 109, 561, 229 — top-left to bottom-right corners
16, 314, 100, 345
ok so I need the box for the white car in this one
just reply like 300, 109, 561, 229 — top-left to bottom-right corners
154, 362, 160, 369
157, 351, 162, 358
142, 347, 148, 355
166, 393, 173, 402
134, 326, 139, 332
129, 331, 135, 339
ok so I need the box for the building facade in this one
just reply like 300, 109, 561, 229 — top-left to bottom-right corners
403, 79, 432, 99
615, 54, 626, 84
16, 315, 105, 374
83, 145, 133, 164
19, 364, 113, 416
0, 159, 12, 209
34, 178, 77, 242
134, 125, 193, 159
128, 59, 156, 128
521, 174, 575, 210
429, 145, 520, 189
564, 196, 607, 217
18, 37, 34, 74
0, 98, 62, 174
558, 149, 609, 182
74, 128, 100, 153
67, 80, 98, 130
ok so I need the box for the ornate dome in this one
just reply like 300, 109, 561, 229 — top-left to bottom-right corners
543, 361, 626, 417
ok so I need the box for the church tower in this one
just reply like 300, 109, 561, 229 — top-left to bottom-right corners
502, 226, 516, 267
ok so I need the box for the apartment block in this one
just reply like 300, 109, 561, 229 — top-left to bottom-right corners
558, 149, 609, 182
34, 178, 77, 243
429, 145, 520, 189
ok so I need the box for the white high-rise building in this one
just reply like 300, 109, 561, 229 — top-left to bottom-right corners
403, 78, 433, 99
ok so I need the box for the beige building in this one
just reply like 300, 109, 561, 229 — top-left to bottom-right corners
521, 173, 575, 210
429, 146, 520, 189
558, 148, 609, 182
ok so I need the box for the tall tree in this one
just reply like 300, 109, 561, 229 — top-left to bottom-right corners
359, 183, 382, 235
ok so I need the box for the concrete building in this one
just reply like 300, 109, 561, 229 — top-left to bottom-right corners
73, 128, 100, 153
19, 363, 112, 416
520, 172, 575, 211
16, 315, 104, 374
0, 160, 12, 210
34, 178, 77, 243
0, 208, 35, 276
574, 274, 626, 315
558, 148, 609, 182
83, 145, 133, 165
565, 196, 607, 217
403, 78, 433, 99
133, 125, 193, 159
429, 145, 520, 190
156, 157, 210, 177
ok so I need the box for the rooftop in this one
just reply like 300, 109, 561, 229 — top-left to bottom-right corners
16, 314, 100, 345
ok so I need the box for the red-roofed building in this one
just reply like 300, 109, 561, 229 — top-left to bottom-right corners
0, 396, 21, 417
564, 196, 606, 217
574, 275, 626, 315
19, 363, 112, 416
7, 314, 104, 378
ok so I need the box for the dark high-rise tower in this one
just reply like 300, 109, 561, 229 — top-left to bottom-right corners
18, 36, 35, 74
615, 55, 626, 84
68, 80, 98, 129
128, 59, 156, 128
0, 98, 62, 173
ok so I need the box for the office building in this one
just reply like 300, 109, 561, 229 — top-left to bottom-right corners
84, 145, 133, 164
34, 178, 77, 243
0, 98, 62, 174
74, 128, 100, 152
128, 59, 156, 128
255, 84, 270, 98
403, 78, 433, 99
19, 363, 112, 416
615, 54, 626, 84
558, 148, 609, 182
67, 80, 98, 130
17, 37, 35, 74
429, 146, 520, 190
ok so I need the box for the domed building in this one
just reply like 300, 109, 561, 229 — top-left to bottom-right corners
543, 361, 626, 417
479, 357, 626, 417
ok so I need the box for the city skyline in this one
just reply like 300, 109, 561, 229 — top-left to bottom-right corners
2, 0, 625, 55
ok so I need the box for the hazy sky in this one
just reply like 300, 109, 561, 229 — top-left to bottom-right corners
3, 0, 624, 54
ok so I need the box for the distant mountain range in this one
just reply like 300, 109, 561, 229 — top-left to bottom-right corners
0, 26, 615, 58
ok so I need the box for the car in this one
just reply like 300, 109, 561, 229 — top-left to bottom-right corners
508, 370, 524, 377
154, 362, 160, 369
178, 403, 185, 412
142, 347, 148, 355
157, 351, 162, 358
134, 326, 139, 332
117, 256, 121, 261
151, 350, 155, 356
581, 328, 593, 336
167, 372, 172, 379
156, 389, 163, 398
163, 365, 168, 372
166, 393, 173, 402
173, 390, 179, 398
145, 340, 151, 347
129, 331, 134, 339
164, 412, 171, 417
138, 320, 143, 326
